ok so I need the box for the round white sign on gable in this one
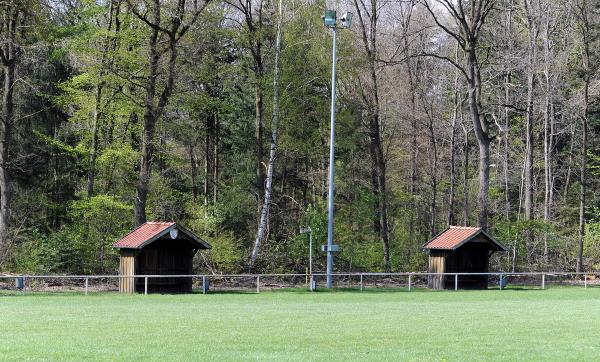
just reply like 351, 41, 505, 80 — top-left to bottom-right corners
170, 229, 179, 239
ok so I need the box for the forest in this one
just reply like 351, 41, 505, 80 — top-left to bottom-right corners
0, 0, 598, 275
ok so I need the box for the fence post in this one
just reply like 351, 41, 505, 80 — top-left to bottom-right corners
85, 278, 89, 296
454, 274, 458, 291
541, 274, 545, 290
202, 276, 206, 295
144, 277, 148, 295
408, 275, 412, 292
360, 274, 363, 292
584, 274, 587, 289
256, 276, 260, 293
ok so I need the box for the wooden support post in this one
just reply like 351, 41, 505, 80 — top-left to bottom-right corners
202, 276, 206, 295
408, 275, 412, 292
256, 276, 260, 293
584, 274, 587, 289
541, 274, 545, 290
360, 274, 363, 292
454, 274, 458, 291
144, 277, 148, 295
85, 278, 89, 296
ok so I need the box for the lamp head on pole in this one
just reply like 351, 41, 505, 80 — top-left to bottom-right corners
323, 10, 337, 28
340, 12, 353, 28
300, 226, 312, 234
322, 10, 353, 29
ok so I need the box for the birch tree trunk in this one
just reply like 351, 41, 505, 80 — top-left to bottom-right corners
249, 0, 283, 269
503, 0, 513, 220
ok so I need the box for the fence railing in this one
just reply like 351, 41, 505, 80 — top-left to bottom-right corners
0, 272, 598, 295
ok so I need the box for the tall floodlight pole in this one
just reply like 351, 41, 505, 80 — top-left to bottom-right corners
323, 10, 352, 289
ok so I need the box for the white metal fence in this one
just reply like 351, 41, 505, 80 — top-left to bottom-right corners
0, 272, 598, 295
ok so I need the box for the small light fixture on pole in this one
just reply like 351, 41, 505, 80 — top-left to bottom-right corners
322, 9, 352, 289
299, 226, 313, 276
300, 226, 315, 291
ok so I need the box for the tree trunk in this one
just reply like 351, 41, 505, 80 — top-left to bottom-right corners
463, 123, 470, 226
503, 72, 511, 220
422, 0, 494, 231
87, 0, 119, 198
204, 116, 213, 206
134, 16, 161, 226
542, 15, 553, 261
448, 46, 459, 226
354, 0, 391, 271
577, 107, 587, 273
428, 119, 438, 237
213, 114, 219, 204
577, 6, 591, 271
254, 66, 264, 193
467, 48, 490, 230
188, 144, 198, 201
132, 0, 198, 225
523, 0, 536, 226
369, 120, 390, 270
249, 0, 283, 269
503, 0, 513, 219
0, 5, 18, 262
449, 115, 456, 226
0, 59, 14, 263
87, 84, 103, 198
563, 123, 575, 202
476, 133, 490, 230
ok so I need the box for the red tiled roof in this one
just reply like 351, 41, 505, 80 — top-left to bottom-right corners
113, 222, 175, 249
423, 226, 482, 250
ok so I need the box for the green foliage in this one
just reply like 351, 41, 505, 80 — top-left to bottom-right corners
202, 232, 246, 273
8, 196, 132, 274
4, 0, 600, 277
186, 203, 245, 272
584, 222, 600, 270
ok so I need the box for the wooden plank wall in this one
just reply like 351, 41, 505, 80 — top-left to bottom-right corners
427, 254, 446, 289
119, 250, 136, 294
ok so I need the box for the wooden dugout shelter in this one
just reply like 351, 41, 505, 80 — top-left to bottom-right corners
113, 222, 211, 294
422, 226, 507, 289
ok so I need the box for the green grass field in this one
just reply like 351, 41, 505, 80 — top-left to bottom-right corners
2, 288, 600, 361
